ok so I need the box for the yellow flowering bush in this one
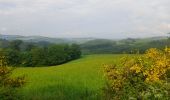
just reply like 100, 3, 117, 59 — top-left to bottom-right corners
0, 53, 26, 100
103, 47, 170, 100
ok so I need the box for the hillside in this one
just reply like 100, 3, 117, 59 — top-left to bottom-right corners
80, 37, 170, 54
14, 54, 124, 100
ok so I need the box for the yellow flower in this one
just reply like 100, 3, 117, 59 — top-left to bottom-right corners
130, 64, 142, 73
104, 47, 170, 98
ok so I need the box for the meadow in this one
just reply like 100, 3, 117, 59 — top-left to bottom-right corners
14, 54, 125, 100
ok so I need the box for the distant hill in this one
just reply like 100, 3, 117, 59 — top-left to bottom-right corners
1, 34, 169, 54
80, 39, 116, 54
0, 34, 94, 44
1, 34, 168, 44
80, 36, 169, 54
0, 34, 24, 40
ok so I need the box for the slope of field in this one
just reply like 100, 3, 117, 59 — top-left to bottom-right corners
14, 55, 125, 100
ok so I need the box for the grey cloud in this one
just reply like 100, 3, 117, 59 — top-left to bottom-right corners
0, 0, 170, 38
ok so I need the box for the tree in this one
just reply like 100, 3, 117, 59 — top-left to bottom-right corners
47, 45, 67, 65
10, 40, 23, 51
1, 40, 82, 67
2, 49, 21, 66
30, 47, 48, 66
69, 44, 81, 59
25, 43, 35, 51
21, 52, 33, 67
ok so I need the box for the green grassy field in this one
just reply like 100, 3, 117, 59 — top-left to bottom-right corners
14, 54, 125, 100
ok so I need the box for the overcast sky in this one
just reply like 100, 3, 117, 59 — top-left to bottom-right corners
0, 0, 170, 39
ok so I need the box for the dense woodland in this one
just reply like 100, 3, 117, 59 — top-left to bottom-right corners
0, 39, 81, 67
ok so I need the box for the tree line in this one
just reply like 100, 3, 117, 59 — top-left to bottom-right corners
0, 39, 81, 67
80, 38, 170, 54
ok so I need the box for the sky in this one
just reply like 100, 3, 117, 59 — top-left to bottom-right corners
0, 0, 170, 39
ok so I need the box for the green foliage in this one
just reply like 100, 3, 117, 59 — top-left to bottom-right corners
24, 43, 36, 51
46, 45, 67, 65
30, 47, 48, 66
0, 54, 26, 100
21, 52, 33, 67
1, 49, 21, 66
22, 44, 81, 67
10, 40, 23, 51
0, 39, 81, 67
68, 44, 82, 59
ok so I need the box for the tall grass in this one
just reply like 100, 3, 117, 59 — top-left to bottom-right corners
14, 54, 126, 100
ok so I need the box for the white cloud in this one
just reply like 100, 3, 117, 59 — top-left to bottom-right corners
0, 0, 170, 38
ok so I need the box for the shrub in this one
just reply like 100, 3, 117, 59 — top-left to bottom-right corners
103, 47, 170, 100
0, 54, 26, 100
